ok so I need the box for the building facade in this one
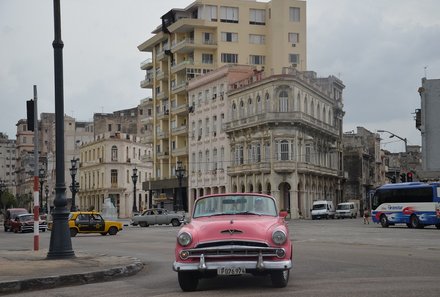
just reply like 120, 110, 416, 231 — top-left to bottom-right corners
0, 132, 16, 196
416, 77, 440, 179
138, 0, 307, 210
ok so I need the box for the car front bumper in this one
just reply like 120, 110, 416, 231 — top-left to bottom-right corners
173, 259, 292, 272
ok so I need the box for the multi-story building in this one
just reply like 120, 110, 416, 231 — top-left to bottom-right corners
187, 65, 256, 211
223, 67, 344, 219
0, 132, 16, 196
138, 0, 307, 211
416, 77, 440, 180
78, 132, 153, 218
15, 119, 35, 199
343, 127, 384, 210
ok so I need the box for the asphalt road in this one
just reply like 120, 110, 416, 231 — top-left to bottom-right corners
2, 218, 440, 297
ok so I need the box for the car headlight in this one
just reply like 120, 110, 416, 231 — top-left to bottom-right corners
272, 230, 287, 245
177, 232, 192, 247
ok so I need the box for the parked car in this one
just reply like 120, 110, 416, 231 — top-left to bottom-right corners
11, 213, 47, 233
311, 200, 335, 219
4, 208, 29, 232
335, 202, 358, 219
68, 211, 123, 237
131, 208, 184, 227
173, 193, 292, 291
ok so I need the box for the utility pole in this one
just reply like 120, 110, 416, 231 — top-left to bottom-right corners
32, 85, 40, 251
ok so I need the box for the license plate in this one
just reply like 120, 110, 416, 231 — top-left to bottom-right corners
217, 267, 246, 276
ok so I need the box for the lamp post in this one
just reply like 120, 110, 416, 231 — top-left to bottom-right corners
377, 129, 407, 153
45, 184, 49, 214
175, 161, 186, 212
69, 158, 79, 212
131, 167, 138, 214
39, 168, 45, 213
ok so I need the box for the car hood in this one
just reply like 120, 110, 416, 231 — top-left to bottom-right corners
185, 215, 281, 245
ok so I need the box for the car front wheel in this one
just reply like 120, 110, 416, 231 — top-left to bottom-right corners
70, 228, 78, 237
178, 271, 199, 292
171, 219, 180, 227
139, 221, 148, 227
271, 269, 290, 288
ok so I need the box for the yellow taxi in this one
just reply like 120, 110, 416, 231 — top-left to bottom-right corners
68, 211, 123, 237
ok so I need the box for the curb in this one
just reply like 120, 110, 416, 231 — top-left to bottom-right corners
0, 258, 143, 295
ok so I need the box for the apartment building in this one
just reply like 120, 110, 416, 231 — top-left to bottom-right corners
0, 132, 16, 196
187, 65, 256, 211
138, 0, 307, 211
78, 132, 153, 218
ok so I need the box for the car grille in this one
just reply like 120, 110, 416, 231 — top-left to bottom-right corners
186, 240, 280, 259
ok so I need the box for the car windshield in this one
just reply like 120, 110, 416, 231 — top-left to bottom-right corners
193, 195, 277, 218
313, 204, 326, 210
19, 215, 34, 222
337, 204, 350, 210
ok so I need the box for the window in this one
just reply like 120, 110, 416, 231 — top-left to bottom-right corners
249, 34, 265, 44
249, 9, 265, 25
235, 145, 244, 165
111, 145, 118, 161
289, 54, 299, 64
111, 169, 118, 185
198, 151, 202, 171
289, 7, 300, 22
213, 148, 218, 170
221, 53, 238, 63
279, 90, 288, 112
305, 144, 311, 163
202, 32, 213, 44
221, 32, 238, 42
220, 147, 224, 169
279, 140, 289, 161
288, 33, 299, 44
265, 142, 270, 162
202, 53, 213, 64
257, 95, 262, 113
265, 93, 271, 112
249, 55, 265, 65
108, 124, 112, 132
205, 150, 210, 171
204, 5, 217, 21
220, 6, 239, 23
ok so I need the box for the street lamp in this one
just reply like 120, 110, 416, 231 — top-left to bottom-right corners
45, 184, 49, 213
377, 129, 407, 152
175, 161, 186, 212
69, 158, 79, 212
39, 168, 45, 213
131, 167, 138, 214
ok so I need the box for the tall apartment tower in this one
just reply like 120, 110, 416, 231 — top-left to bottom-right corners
138, 0, 307, 210
417, 78, 440, 179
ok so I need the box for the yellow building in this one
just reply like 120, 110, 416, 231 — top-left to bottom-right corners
138, 0, 307, 211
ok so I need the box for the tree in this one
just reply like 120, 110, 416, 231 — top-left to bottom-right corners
0, 190, 17, 213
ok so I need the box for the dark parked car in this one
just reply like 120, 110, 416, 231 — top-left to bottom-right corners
11, 213, 47, 233
4, 208, 28, 232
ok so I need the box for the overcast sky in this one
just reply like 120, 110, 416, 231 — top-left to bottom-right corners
1, 0, 439, 153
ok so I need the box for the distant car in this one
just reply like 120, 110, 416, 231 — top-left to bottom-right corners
131, 208, 184, 227
4, 208, 29, 232
173, 193, 292, 292
335, 202, 358, 219
11, 213, 47, 233
311, 200, 335, 219
68, 211, 123, 237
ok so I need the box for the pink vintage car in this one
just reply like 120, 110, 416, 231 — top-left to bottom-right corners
173, 193, 293, 291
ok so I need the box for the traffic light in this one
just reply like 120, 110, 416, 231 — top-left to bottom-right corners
400, 173, 406, 183
26, 99, 34, 131
407, 172, 413, 182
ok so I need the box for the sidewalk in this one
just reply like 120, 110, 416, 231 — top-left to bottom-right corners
0, 249, 143, 295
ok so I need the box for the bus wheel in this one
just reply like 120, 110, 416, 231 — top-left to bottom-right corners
435, 224, 440, 229
410, 215, 423, 229
380, 214, 389, 228
406, 223, 413, 228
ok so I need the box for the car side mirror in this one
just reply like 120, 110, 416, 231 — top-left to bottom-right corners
279, 210, 288, 218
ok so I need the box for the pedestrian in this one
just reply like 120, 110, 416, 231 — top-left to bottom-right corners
363, 208, 370, 224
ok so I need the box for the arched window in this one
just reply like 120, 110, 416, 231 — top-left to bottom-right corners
310, 100, 314, 117
232, 102, 237, 120
296, 92, 301, 111
265, 93, 270, 112
328, 110, 332, 125
111, 145, 118, 161
304, 95, 308, 114
256, 95, 262, 113
239, 100, 245, 118
323, 106, 326, 123
248, 97, 253, 116
279, 90, 288, 112
316, 103, 320, 120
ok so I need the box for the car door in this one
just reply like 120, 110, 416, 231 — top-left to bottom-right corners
75, 214, 91, 231
142, 210, 155, 225
155, 209, 167, 224
90, 213, 105, 232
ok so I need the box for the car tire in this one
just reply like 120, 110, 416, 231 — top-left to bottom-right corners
410, 215, 423, 229
139, 221, 148, 227
380, 214, 389, 228
41, 229, 46, 232
178, 271, 199, 292
100, 232, 107, 236
171, 219, 180, 227
271, 269, 290, 288
435, 223, 440, 229
4, 225, 8, 232
108, 227, 118, 235
14, 227, 18, 233
70, 228, 78, 237
406, 223, 413, 228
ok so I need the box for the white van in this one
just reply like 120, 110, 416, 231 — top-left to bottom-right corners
311, 200, 335, 220
335, 202, 358, 219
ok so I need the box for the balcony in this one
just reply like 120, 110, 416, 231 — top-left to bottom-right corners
156, 69, 168, 81
171, 38, 195, 54
156, 151, 169, 159
172, 146, 188, 157
224, 112, 339, 137
141, 115, 154, 124
273, 160, 296, 173
171, 59, 194, 74
171, 103, 188, 116
140, 58, 153, 70
140, 77, 153, 88
171, 81, 187, 94
157, 130, 169, 140
171, 125, 188, 136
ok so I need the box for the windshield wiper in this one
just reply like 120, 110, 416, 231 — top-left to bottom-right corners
234, 211, 261, 216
